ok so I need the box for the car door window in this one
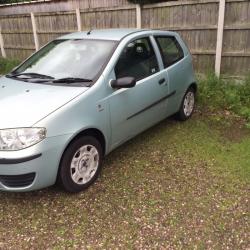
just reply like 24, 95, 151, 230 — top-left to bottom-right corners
155, 36, 184, 68
115, 37, 159, 81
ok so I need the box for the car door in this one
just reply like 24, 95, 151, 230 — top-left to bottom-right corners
107, 36, 171, 149
154, 35, 187, 115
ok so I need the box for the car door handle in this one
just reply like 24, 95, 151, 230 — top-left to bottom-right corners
158, 78, 166, 85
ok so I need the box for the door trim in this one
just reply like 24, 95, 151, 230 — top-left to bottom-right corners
126, 90, 176, 120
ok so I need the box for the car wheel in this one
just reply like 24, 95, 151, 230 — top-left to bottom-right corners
176, 87, 195, 121
58, 136, 103, 193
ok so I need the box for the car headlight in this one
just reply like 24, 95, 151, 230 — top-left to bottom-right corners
0, 128, 46, 151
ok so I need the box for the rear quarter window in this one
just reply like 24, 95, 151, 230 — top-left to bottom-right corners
155, 36, 184, 68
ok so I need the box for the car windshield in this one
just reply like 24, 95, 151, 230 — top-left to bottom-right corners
11, 39, 117, 82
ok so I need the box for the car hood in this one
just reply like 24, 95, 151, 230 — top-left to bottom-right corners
0, 77, 89, 129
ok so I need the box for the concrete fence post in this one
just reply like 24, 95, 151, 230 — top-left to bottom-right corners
215, 0, 226, 77
0, 22, 6, 58
76, 8, 82, 32
136, 4, 142, 29
31, 12, 39, 51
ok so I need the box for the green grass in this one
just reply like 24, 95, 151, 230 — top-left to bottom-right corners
0, 57, 20, 75
198, 73, 250, 127
0, 113, 249, 249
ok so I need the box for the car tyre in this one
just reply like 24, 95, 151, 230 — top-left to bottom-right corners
176, 87, 195, 121
58, 136, 103, 193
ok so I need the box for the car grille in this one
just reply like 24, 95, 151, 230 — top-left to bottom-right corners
0, 173, 36, 188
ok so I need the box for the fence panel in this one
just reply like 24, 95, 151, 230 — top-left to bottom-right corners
80, 8, 136, 30
0, 0, 249, 76
0, 0, 132, 15
0, 14, 35, 60
36, 12, 77, 47
222, 0, 250, 75
142, 1, 219, 73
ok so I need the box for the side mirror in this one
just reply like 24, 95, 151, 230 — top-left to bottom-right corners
110, 77, 136, 89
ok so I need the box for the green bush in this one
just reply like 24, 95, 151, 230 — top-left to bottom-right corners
198, 73, 250, 126
0, 57, 20, 75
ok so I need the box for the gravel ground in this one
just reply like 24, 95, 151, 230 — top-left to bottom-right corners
0, 111, 249, 249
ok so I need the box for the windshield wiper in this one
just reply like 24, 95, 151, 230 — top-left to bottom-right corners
52, 77, 93, 83
7, 72, 54, 79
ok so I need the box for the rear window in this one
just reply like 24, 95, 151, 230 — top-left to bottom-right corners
155, 36, 184, 68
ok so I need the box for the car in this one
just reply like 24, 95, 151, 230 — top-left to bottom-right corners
0, 29, 197, 192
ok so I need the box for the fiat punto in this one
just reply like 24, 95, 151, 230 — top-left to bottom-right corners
0, 29, 197, 192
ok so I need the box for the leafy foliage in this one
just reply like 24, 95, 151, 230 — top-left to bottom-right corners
198, 73, 250, 127
0, 57, 20, 75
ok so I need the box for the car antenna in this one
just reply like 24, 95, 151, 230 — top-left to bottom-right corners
87, 29, 92, 35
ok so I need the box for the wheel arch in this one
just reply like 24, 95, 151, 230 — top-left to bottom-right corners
56, 127, 106, 184
188, 82, 198, 93
66, 128, 106, 156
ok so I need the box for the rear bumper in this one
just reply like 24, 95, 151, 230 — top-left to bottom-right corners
0, 134, 72, 192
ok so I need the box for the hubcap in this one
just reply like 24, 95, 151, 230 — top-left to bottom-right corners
183, 91, 195, 117
70, 145, 99, 185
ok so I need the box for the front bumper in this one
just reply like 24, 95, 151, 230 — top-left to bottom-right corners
0, 134, 72, 192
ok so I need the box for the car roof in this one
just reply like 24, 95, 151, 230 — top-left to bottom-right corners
58, 28, 177, 41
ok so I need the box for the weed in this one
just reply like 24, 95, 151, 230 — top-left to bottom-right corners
0, 57, 20, 75
198, 73, 250, 127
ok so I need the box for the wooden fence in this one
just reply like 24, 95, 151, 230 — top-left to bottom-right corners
0, 0, 249, 76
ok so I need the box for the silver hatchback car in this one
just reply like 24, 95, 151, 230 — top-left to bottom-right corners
0, 29, 196, 192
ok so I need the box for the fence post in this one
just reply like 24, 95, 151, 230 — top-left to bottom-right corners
0, 22, 6, 58
31, 12, 39, 51
136, 4, 142, 29
76, 8, 82, 32
215, 0, 226, 77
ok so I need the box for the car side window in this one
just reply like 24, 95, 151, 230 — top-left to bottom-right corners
155, 36, 184, 68
115, 37, 159, 81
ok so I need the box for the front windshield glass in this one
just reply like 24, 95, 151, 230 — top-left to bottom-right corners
13, 39, 117, 80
